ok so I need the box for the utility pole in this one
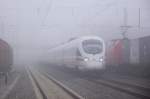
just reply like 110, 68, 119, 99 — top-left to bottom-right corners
120, 8, 132, 64
138, 8, 141, 29
0, 16, 5, 38
120, 8, 131, 39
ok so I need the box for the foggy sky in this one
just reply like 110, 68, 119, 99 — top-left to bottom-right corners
0, 0, 150, 63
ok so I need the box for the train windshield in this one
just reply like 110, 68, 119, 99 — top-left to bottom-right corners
82, 39, 103, 54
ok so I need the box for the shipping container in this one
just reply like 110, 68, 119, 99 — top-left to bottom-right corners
106, 38, 131, 66
130, 38, 140, 64
122, 38, 130, 64
139, 36, 150, 64
106, 39, 123, 66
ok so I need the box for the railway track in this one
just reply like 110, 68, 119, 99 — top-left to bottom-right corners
27, 67, 84, 99
28, 68, 47, 99
55, 67, 150, 99
63, 67, 150, 99
87, 77, 150, 99
37, 65, 150, 99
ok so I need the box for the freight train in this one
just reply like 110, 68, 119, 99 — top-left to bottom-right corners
0, 39, 13, 73
43, 36, 106, 71
106, 36, 150, 66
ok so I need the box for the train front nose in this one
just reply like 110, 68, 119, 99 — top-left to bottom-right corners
79, 58, 105, 70
86, 61, 105, 70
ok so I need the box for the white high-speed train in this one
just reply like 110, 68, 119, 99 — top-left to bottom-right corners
44, 36, 106, 71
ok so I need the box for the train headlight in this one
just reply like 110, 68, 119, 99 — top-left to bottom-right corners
84, 58, 89, 61
100, 58, 103, 62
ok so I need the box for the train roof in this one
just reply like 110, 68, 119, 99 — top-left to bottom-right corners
79, 36, 104, 40
67, 36, 104, 42
49, 36, 104, 50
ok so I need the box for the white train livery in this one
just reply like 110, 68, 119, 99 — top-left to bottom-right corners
44, 36, 106, 71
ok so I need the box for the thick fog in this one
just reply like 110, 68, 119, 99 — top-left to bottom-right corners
0, 0, 150, 64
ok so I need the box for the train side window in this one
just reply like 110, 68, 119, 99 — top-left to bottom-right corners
76, 49, 82, 60
76, 49, 81, 56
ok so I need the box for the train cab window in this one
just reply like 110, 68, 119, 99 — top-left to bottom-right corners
82, 39, 103, 54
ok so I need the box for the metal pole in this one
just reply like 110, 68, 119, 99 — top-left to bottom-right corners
0, 16, 5, 38
121, 8, 128, 38
124, 8, 127, 26
138, 8, 141, 29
